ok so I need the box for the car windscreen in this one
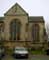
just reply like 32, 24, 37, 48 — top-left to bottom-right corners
15, 48, 27, 51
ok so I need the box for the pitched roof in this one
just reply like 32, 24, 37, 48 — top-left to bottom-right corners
4, 3, 28, 16
29, 16, 44, 23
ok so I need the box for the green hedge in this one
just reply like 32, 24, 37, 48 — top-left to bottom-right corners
27, 48, 46, 55
6, 48, 13, 55
31, 50, 46, 55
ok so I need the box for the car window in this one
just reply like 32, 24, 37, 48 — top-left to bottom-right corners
15, 48, 27, 51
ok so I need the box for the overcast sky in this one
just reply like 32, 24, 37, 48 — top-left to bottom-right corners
0, 0, 49, 25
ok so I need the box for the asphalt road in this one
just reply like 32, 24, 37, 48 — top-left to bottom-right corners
1, 54, 49, 60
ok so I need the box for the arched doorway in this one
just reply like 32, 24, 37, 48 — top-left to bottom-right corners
10, 19, 21, 40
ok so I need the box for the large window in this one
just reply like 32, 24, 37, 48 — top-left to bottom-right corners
32, 24, 39, 43
10, 19, 21, 40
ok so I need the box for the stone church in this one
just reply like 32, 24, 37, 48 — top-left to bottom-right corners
0, 3, 47, 49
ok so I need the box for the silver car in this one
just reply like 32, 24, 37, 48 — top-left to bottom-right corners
12, 47, 29, 58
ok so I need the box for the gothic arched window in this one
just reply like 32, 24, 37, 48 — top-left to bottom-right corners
10, 19, 21, 40
32, 24, 39, 43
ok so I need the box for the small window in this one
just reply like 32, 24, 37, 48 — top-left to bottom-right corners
0, 23, 4, 40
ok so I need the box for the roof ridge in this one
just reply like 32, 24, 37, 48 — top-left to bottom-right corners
29, 16, 43, 18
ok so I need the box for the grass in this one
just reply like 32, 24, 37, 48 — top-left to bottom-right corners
31, 50, 44, 55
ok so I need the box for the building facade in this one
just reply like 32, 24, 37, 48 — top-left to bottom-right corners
0, 3, 47, 49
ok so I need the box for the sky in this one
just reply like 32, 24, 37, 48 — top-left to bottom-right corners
0, 0, 49, 25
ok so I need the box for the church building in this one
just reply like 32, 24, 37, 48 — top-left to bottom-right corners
0, 3, 47, 49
